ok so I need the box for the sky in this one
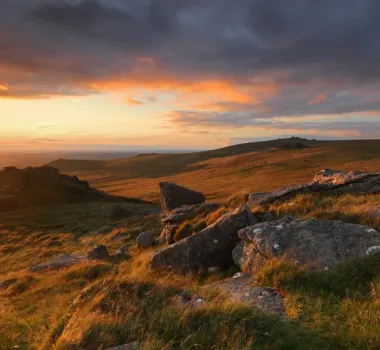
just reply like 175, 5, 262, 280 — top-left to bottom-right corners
1, 0, 380, 151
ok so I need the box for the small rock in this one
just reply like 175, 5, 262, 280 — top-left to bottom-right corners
115, 245, 129, 258
88, 245, 110, 260
137, 232, 155, 249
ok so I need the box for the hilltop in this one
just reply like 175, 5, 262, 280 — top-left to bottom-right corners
48, 138, 380, 203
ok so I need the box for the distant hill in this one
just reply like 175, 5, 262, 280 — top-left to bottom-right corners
47, 138, 380, 204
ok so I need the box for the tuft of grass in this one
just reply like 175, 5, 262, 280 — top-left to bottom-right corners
268, 193, 380, 231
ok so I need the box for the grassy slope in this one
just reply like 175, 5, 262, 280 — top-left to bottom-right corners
0, 138, 379, 349
49, 139, 380, 203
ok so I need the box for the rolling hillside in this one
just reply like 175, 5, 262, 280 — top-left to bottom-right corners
48, 138, 380, 203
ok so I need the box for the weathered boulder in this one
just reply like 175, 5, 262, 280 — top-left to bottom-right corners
137, 232, 155, 248
234, 217, 380, 274
159, 182, 205, 212
110, 205, 133, 220
249, 169, 380, 206
29, 254, 87, 272
207, 273, 286, 317
88, 245, 110, 260
150, 206, 257, 273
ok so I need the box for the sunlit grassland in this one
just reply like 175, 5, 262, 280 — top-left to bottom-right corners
0, 192, 379, 349
50, 140, 380, 204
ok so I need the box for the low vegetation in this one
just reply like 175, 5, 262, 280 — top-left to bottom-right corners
1, 139, 380, 349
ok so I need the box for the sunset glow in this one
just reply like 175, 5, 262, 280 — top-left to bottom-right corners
1, 1, 380, 150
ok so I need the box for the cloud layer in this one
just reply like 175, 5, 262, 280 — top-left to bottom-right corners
1, 0, 380, 138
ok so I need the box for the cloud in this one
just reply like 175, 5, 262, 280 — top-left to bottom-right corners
125, 97, 144, 106
1, 0, 380, 138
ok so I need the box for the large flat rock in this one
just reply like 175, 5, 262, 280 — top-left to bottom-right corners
234, 216, 380, 274
249, 169, 380, 206
207, 273, 286, 318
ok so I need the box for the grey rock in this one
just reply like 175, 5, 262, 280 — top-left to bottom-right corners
88, 245, 110, 260
137, 232, 155, 248
207, 274, 286, 317
159, 182, 205, 212
30, 254, 87, 272
235, 217, 380, 274
249, 169, 380, 206
158, 223, 178, 245
115, 245, 129, 258
150, 206, 256, 273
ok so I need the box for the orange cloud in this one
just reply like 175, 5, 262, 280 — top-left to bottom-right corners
0, 84, 8, 92
308, 93, 328, 105
124, 97, 144, 106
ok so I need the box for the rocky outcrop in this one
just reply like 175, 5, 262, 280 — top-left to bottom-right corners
234, 216, 380, 274
158, 203, 221, 245
150, 206, 257, 273
249, 169, 380, 206
207, 273, 286, 317
0, 166, 107, 211
159, 182, 205, 212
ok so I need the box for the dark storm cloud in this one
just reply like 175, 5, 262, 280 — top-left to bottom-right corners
1, 0, 380, 124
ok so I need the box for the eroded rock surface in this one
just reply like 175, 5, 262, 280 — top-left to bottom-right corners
30, 254, 87, 272
234, 216, 380, 274
208, 273, 286, 317
249, 169, 380, 206
151, 206, 256, 273
159, 182, 205, 212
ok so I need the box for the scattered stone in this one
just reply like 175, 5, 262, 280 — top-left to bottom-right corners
30, 254, 87, 272
115, 245, 129, 258
105, 342, 140, 350
110, 205, 133, 220
159, 182, 205, 212
88, 245, 110, 260
206, 273, 286, 317
249, 169, 380, 206
234, 217, 380, 273
137, 232, 155, 249
151, 206, 256, 273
